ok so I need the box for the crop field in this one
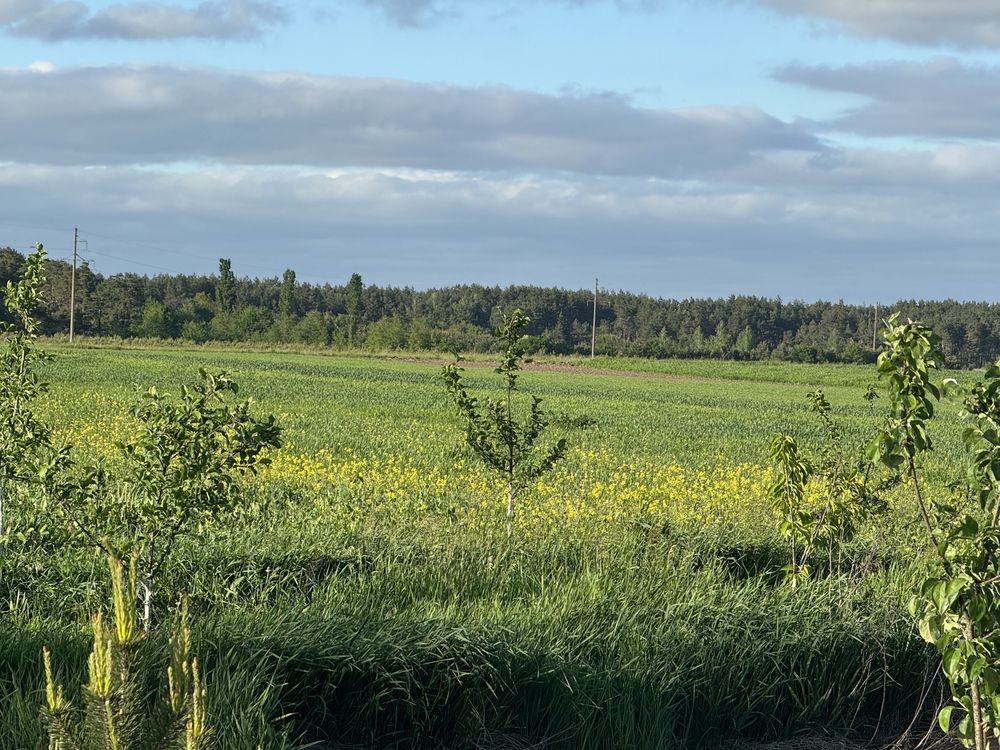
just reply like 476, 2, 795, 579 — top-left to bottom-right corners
36, 346, 970, 541
1, 344, 973, 749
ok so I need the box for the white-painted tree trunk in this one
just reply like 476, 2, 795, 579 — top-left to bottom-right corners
140, 572, 153, 632
506, 480, 514, 537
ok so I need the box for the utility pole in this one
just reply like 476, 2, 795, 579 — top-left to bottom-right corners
872, 302, 878, 352
591, 278, 598, 358
69, 227, 78, 343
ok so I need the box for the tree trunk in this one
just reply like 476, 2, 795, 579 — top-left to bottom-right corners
790, 537, 797, 589
965, 618, 987, 750
141, 572, 153, 632
909, 456, 939, 547
506, 480, 514, 538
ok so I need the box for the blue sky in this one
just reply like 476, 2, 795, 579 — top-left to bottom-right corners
3, 0, 1000, 301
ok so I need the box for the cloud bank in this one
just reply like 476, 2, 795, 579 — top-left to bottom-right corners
0, 0, 287, 40
0, 64, 820, 173
356, 1, 667, 28
778, 58, 1000, 140
3, 65, 997, 298
340, 0, 1000, 49
2, 50, 997, 299
5, 0, 996, 49
754, 0, 1000, 49
6, 150, 999, 300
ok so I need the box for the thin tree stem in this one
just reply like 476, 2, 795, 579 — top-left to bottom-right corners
965, 617, 986, 750
506, 480, 514, 538
909, 456, 940, 550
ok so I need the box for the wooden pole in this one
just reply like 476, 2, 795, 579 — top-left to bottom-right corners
69, 227, 77, 343
591, 278, 598, 358
872, 302, 878, 352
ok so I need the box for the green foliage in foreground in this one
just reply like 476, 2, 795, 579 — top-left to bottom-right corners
42, 555, 209, 750
870, 317, 1000, 749
4, 538, 933, 750
0, 246, 68, 554
770, 314, 1000, 749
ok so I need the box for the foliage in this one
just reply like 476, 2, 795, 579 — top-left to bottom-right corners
278, 269, 296, 320
872, 314, 1000, 750
0, 245, 72, 550
912, 360, 1000, 749
215, 258, 236, 313
41, 553, 209, 750
768, 434, 813, 586
443, 309, 566, 533
869, 314, 945, 474
769, 390, 893, 586
345, 272, 363, 346
960, 361, 1000, 525
77, 370, 282, 627
15, 241, 1000, 365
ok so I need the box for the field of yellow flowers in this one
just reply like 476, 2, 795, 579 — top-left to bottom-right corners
37, 345, 934, 546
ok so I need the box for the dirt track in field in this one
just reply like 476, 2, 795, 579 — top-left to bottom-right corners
384, 354, 708, 382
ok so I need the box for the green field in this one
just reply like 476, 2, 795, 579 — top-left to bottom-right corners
1, 345, 965, 749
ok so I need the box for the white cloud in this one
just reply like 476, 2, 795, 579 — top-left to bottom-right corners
0, 0, 287, 41
353, 0, 1000, 48
777, 58, 1000, 140
351, 0, 669, 27
359, 0, 447, 27
753, 0, 1000, 49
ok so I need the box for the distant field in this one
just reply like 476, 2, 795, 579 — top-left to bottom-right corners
39, 344, 962, 459
4, 345, 961, 749
41, 344, 969, 491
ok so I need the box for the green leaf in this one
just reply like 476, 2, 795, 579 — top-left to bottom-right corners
968, 655, 986, 682
939, 705, 956, 733
884, 453, 904, 469
943, 647, 963, 679
940, 577, 970, 611
918, 617, 937, 644
865, 435, 882, 462
968, 595, 989, 624
957, 712, 973, 741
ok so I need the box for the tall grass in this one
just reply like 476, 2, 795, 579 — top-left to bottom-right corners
2, 531, 937, 749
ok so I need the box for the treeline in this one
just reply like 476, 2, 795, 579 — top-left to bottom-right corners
3, 247, 1000, 367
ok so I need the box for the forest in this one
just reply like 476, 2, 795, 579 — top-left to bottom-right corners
6, 246, 1000, 367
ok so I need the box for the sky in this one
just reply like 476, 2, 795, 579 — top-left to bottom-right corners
2, 1, 1000, 301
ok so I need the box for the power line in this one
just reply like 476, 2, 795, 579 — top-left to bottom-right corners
77, 227, 279, 276
84, 247, 179, 275
78, 227, 213, 261
9, 225, 294, 280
